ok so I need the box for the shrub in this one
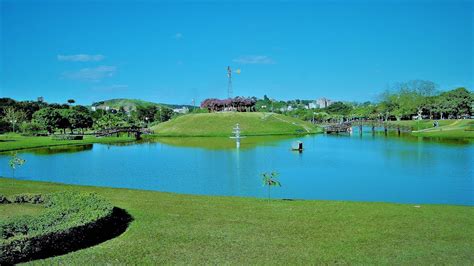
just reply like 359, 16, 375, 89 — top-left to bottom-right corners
51, 135, 84, 140
19, 121, 46, 136
0, 192, 123, 264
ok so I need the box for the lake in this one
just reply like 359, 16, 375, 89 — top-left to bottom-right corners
1, 132, 473, 206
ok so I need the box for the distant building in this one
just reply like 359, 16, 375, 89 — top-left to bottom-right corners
308, 102, 318, 109
91, 106, 97, 111
316, 98, 334, 108
173, 107, 189, 114
37, 96, 44, 103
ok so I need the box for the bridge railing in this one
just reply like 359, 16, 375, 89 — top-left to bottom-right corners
93, 127, 153, 136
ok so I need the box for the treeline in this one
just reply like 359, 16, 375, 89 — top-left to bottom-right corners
279, 82, 473, 123
0, 98, 176, 135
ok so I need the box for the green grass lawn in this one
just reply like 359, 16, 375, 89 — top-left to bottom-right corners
0, 203, 45, 220
1, 178, 473, 264
0, 133, 137, 152
387, 119, 474, 139
151, 112, 322, 137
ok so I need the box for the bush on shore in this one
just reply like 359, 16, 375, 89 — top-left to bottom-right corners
0, 192, 130, 264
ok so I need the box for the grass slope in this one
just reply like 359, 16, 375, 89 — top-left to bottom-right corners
152, 112, 321, 137
1, 178, 473, 264
92, 98, 163, 110
0, 134, 136, 152
387, 119, 474, 139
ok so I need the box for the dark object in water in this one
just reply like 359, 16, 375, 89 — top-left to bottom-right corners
291, 141, 303, 151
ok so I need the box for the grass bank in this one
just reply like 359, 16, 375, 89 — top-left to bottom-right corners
151, 112, 322, 137
0, 133, 136, 153
387, 119, 474, 139
1, 178, 473, 264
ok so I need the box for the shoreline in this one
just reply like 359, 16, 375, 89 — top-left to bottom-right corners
1, 177, 472, 207
1, 177, 473, 264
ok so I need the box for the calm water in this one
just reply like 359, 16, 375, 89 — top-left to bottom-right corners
1, 132, 473, 205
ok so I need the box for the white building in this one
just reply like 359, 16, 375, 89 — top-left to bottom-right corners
173, 107, 189, 114
316, 98, 334, 108
308, 102, 318, 109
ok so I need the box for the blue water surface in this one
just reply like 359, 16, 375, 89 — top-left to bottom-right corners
1, 133, 472, 205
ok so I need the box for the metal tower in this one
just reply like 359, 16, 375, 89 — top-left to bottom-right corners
227, 66, 233, 98
227, 66, 241, 98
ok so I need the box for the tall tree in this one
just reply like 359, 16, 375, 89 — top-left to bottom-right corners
3, 107, 27, 132
32, 107, 62, 134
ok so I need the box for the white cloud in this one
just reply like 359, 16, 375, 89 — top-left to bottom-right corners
63, 66, 116, 81
57, 54, 105, 62
233, 55, 275, 65
173, 33, 183, 40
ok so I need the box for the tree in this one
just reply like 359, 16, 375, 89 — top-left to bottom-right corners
57, 109, 72, 134
67, 99, 75, 105
9, 152, 26, 178
326, 102, 352, 116
32, 107, 62, 134
94, 113, 129, 130
19, 121, 45, 135
136, 105, 158, 123
2, 107, 27, 132
154, 107, 174, 123
438, 87, 472, 118
261, 172, 281, 201
61, 109, 93, 133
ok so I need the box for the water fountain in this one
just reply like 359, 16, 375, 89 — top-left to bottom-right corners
230, 123, 245, 148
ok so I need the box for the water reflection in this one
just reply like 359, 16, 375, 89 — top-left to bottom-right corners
146, 135, 302, 150
13, 144, 93, 155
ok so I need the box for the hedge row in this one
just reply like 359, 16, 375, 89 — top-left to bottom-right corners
51, 135, 84, 140
0, 192, 130, 264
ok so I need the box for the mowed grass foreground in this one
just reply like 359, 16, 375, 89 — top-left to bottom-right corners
1, 178, 473, 264
152, 112, 321, 137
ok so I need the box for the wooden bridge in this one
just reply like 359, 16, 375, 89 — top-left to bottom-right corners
324, 123, 352, 134
324, 120, 413, 135
94, 127, 153, 139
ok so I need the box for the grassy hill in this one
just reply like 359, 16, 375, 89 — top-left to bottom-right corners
92, 99, 162, 111
387, 119, 474, 139
151, 112, 321, 137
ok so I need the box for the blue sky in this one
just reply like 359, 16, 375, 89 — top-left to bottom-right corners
1, 0, 472, 105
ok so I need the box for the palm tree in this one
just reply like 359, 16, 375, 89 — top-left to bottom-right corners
67, 99, 75, 106
261, 172, 281, 201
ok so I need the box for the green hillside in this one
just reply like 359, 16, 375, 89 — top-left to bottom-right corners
151, 112, 321, 137
387, 119, 474, 139
411, 119, 474, 139
92, 98, 162, 111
